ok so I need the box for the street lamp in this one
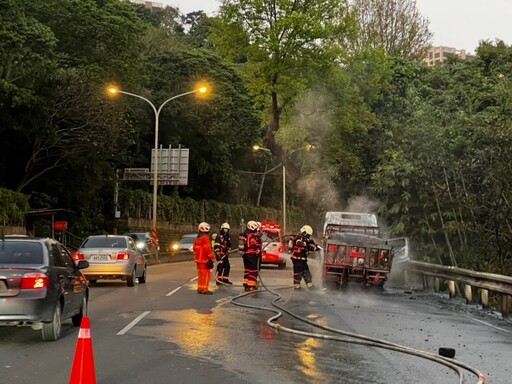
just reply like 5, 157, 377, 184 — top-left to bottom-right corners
252, 144, 315, 235
108, 84, 209, 260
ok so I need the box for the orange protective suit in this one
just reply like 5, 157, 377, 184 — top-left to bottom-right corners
193, 232, 216, 294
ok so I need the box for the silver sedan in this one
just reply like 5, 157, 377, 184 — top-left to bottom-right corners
75, 235, 147, 286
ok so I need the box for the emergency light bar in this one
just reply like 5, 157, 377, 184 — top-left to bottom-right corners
261, 222, 280, 230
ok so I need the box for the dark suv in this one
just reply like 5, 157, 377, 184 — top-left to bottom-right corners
0, 237, 89, 341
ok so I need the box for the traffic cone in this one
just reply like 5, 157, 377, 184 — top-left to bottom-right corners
69, 316, 96, 384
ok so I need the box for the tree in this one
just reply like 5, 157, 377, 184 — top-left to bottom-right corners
0, 0, 58, 190
143, 49, 261, 202
350, 0, 432, 60
212, 0, 356, 224
2, 0, 149, 194
371, 43, 512, 275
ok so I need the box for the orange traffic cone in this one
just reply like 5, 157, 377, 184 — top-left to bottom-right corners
69, 316, 96, 384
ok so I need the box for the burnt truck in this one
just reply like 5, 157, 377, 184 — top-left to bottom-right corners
321, 212, 408, 289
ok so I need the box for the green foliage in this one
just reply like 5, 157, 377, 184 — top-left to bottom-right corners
371, 43, 512, 274
350, 0, 432, 60
0, 188, 29, 226
2, 0, 511, 278
213, 0, 355, 119
120, 189, 305, 231
144, 48, 261, 200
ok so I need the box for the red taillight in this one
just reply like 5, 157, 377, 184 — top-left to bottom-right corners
278, 246, 283, 252
21, 273, 48, 289
117, 252, 130, 261
73, 252, 85, 261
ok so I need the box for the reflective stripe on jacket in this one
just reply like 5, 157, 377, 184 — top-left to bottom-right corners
245, 232, 261, 255
193, 233, 215, 263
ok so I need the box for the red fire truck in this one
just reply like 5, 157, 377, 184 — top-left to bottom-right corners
260, 222, 287, 269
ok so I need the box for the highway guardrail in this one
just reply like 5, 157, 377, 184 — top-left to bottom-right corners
404, 260, 512, 316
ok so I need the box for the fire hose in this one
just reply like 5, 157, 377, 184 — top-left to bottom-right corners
229, 241, 486, 384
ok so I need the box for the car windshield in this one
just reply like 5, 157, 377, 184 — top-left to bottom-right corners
126, 233, 148, 242
82, 237, 127, 248
261, 231, 280, 242
0, 242, 44, 264
181, 235, 196, 244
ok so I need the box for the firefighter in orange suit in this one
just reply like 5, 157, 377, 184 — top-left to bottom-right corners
193, 222, 216, 294
240, 220, 262, 291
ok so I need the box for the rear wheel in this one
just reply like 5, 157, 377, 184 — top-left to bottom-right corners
127, 269, 135, 287
42, 303, 62, 341
88, 279, 97, 284
138, 266, 147, 284
278, 260, 286, 269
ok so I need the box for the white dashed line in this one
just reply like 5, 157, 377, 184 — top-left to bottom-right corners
117, 311, 151, 335
166, 286, 182, 297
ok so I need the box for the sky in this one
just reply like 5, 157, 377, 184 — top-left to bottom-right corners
163, 0, 512, 54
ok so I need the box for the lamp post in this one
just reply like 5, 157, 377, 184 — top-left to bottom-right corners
108, 86, 208, 260
252, 144, 315, 235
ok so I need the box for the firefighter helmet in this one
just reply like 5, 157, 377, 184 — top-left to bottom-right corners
198, 222, 210, 232
300, 225, 313, 236
247, 221, 258, 231
221, 222, 230, 230
256, 221, 261, 228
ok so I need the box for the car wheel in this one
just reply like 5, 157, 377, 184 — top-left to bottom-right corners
42, 303, 62, 341
72, 294, 87, 326
88, 279, 97, 284
127, 269, 135, 287
138, 266, 147, 284
278, 260, 286, 269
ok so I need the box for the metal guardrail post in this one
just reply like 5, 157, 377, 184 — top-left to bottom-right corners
481, 289, 489, 308
501, 296, 509, 317
464, 284, 473, 303
448, 280, 456, 298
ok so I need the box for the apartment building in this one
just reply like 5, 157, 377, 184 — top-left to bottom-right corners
424, 46, 473, 66
126, 0, 164, 9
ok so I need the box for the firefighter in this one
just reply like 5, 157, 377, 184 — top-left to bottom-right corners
214, 222, 233, 285
291, 225, 320, 289
239, 220, 262, 291
193, 222, 216, 295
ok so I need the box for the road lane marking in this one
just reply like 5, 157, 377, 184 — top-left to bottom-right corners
117, 311, 151, 335
165, 276, 198, 296
215, 296, 235, 306
166, 286, 182, 296
469, 317, 511, 334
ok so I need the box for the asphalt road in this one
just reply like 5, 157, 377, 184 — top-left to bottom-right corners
0, 254, 511, 384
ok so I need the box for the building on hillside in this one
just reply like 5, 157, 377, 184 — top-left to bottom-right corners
126, 0, 164, 9
423, 46, 475, 66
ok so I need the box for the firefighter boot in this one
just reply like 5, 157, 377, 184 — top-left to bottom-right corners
307, 282, 314, 288
294, 284, 301, 289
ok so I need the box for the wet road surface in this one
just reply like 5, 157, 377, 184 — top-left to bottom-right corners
1, 255, 510, 383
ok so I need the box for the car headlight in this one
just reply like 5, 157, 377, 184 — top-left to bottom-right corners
171, 243, 179, 251
136, 242, 145, 249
